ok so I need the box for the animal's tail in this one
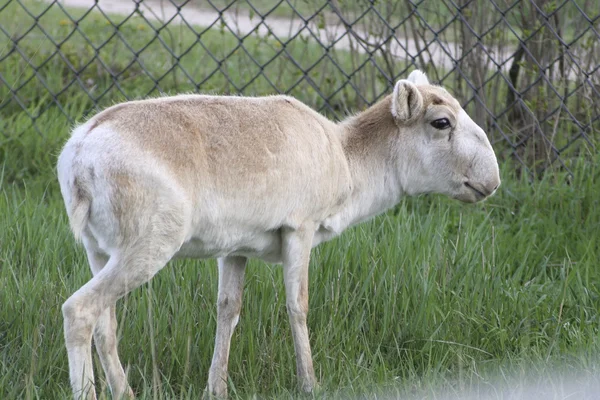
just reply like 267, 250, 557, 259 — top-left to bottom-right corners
66, 179, 91, 242
57, 123, 94, 242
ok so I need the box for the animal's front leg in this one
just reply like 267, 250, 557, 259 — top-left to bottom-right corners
208, 256, 247, 398
281, 224, 318, 393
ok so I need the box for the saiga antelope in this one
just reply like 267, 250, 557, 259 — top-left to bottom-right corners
58, 70, 500, 399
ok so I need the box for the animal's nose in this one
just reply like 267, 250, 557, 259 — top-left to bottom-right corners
486, 181, 500, 195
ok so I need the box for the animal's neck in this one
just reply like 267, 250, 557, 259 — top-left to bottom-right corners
324, 97, 405, 234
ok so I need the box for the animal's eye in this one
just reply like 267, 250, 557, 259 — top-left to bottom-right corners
430, 118, 451, 130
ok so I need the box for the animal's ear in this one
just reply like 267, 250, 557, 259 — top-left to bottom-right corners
407, 69, 429, 85
391, 80, 424, 123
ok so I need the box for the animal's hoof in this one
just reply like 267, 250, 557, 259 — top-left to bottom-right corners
203, 386, 227, 399
299, 377, 320, 394
112, 385, 135, 399
124, 387, 135, 399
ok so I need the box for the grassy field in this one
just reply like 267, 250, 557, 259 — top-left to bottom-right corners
1, 1, 600, 399
2, 148, 600, 399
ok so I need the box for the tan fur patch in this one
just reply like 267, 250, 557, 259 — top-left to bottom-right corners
85, 95, 352, 226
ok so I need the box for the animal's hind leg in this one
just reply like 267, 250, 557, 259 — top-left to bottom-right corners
64, 231, 183, 400
94, 306, 133, 399
84, 245, 134, 399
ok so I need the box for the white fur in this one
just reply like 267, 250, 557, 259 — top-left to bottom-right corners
391, 80, 424, 121
57, 70, 500, 399
407, 69, 430, 85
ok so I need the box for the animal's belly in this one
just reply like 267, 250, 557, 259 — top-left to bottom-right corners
174, 229, 283, 263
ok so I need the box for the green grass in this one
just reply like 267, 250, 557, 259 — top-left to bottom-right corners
1, 156, 600, 399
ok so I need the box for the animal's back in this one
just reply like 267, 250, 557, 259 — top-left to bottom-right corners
58, 94, 353, 255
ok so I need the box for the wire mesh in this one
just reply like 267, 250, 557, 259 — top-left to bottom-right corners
1, 0, 598, 176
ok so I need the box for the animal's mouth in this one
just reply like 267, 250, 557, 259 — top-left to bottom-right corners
464, 182, 488, 199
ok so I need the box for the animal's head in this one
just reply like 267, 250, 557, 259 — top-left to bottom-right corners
391, 70, 500, 203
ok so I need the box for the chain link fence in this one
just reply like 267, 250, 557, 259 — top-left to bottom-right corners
1, 0, 599, 177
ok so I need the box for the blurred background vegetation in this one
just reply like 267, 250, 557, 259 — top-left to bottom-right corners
1, 0, 598, 182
